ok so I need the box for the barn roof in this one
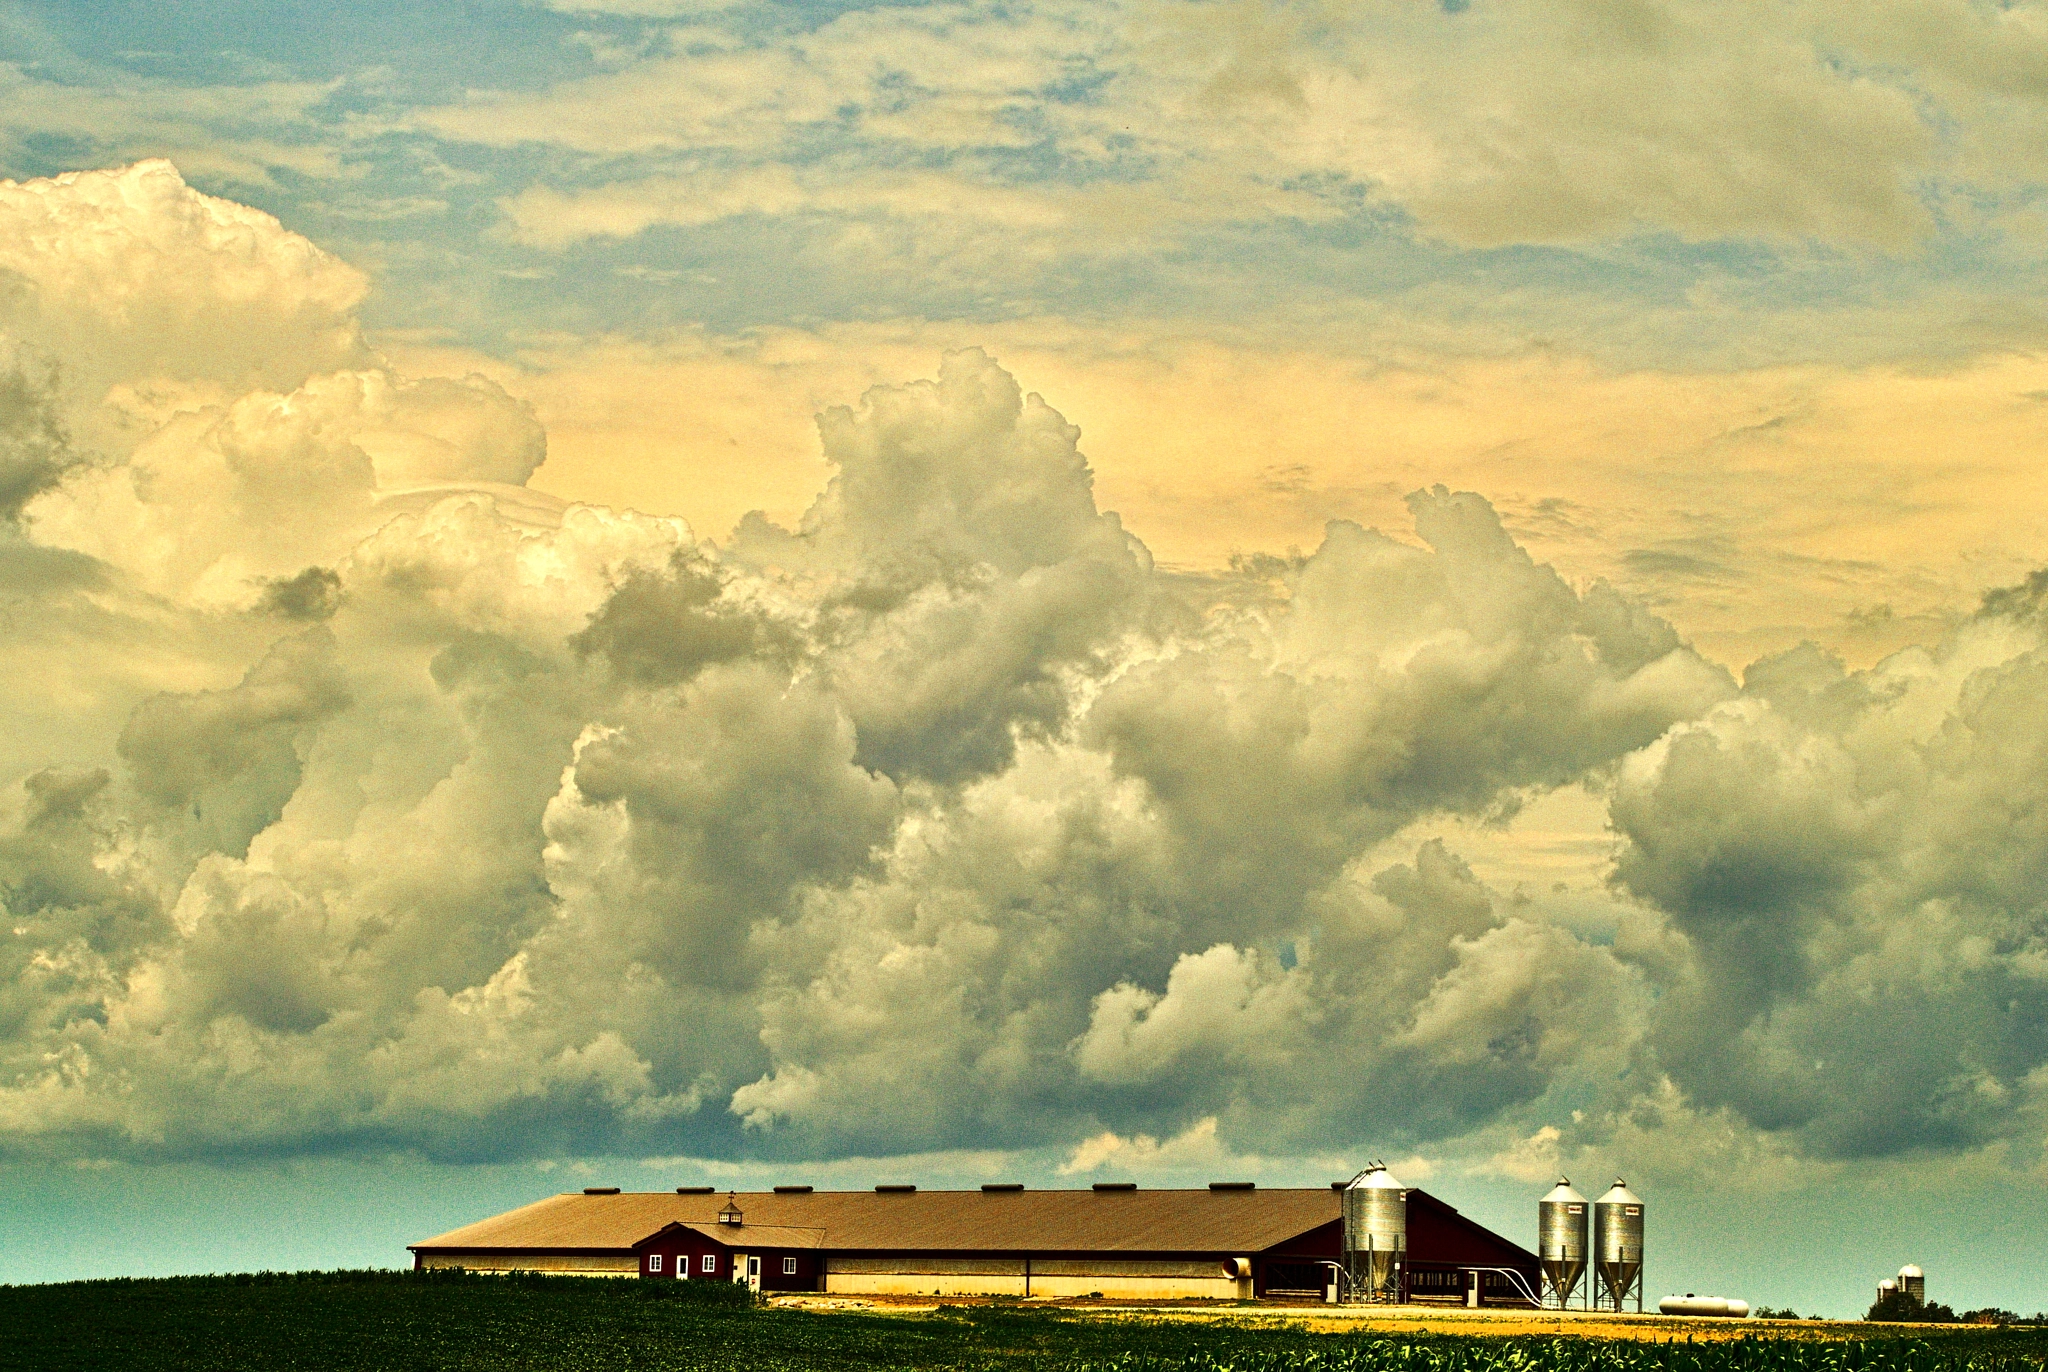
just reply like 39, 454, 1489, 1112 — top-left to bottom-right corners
410, 1187, 1343, 1257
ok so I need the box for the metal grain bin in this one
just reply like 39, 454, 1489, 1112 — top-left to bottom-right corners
1592, 1178, 1644, 1312
1342, 1163, 1407, 1302
1538, 1177, 1589, 1308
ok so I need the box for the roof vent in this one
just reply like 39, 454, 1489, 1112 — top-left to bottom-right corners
981, 1183, 1025, 1192
875, 1184, 916, 1193
1209, 1182, 1255, 1191
1092, 1182, 1137, 1192
717, 1193, 743, 1226
773, 1185, 813, 1194
675, 1186, 714, 1194
582, 1187, 621, 1195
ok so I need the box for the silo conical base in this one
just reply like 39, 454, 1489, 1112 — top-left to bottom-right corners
1343, 1240, 1404, 1303
1542, 1258, 1585, 1309
1596, 1260, 1641, 1313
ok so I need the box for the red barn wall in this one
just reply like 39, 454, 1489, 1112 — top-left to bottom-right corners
1253, 1196, 1540, 1304
636, 1234, 820, 1291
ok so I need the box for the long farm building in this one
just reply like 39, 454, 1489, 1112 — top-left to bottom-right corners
409, 1183, 1540, 1303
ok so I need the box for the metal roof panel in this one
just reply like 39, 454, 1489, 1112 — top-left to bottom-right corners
410, 1187, 1340, 1256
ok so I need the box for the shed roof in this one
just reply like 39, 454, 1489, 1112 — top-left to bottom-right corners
1408, 1189, 1539, 1267
638, 1221, 829, 1251
410, 1187, 1342, 1257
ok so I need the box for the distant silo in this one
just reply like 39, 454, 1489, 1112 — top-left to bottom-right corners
1899, 1265, 1925, 1306
1538, 1178, 1589, 1309
1593, 1178, 1644, 1312
1877, 1277, 1898, 1308
1342, 1163, 1407, 1302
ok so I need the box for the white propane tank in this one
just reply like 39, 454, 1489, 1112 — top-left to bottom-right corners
1658, 1295, 1752, 1318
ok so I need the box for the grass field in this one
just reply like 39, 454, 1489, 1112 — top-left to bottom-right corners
3, 1271, 2045, 1372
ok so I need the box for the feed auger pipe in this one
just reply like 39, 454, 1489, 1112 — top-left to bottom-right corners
1460, 1266, 1544, 1309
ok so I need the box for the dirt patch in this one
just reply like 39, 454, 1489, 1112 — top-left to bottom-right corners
1123, 1308, 1825, 1342
765, 1294, 1976, 1343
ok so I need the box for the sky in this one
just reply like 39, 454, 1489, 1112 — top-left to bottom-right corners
4, 0, 2048, 1320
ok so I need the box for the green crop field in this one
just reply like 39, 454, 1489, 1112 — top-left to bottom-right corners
2, 1272, 2044, 1372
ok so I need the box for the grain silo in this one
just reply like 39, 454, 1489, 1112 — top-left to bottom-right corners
1898, 1265, 1925, 1306
1592, 1178, 1643, 1312
1538, 1178, 1589, 1308
1342, 1163, 1407, 1302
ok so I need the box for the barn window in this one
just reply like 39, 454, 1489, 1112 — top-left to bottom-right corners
702, 1254, 716, 1273
649, 1254, 662, 1273
783, 1257, 797, 1275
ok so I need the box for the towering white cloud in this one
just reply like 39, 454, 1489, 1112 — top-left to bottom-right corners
0, 160, 368, 397
2, 161, 2042, 1184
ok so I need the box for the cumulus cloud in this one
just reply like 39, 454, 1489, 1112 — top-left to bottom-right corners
1057, 1116, 1235, 1175
0, 161, 368, 397
6, 159, 2042, 1187
28, 356, 547, 608
119, 628, 353, 861
1611, 605, 2048, 1160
